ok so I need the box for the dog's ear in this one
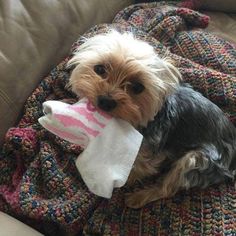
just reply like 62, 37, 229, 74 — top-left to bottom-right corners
67, 42, 89, 69
160, 57, 181, 84
67, 31, 119, 69
145, 55, 181, 102
67, 34, 105, 69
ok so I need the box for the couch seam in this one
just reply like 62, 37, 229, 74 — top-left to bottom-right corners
0, 88, 18, 114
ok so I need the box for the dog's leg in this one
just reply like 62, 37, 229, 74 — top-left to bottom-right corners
125, 150, 208, 208
127, 145, 167, 185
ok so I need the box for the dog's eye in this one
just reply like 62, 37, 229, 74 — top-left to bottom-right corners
131, 82, 145, 94
94, 65, 106, 76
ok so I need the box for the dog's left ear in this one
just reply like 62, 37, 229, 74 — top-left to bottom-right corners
160, 57, 181, 84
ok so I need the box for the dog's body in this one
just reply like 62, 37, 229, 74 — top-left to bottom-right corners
68, 31, 236, 208
126, 83, 236, 208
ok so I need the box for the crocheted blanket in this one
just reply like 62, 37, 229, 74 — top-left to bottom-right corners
0, 2, 236, 235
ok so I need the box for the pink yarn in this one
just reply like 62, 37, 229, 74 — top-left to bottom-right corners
0, 156, 24, 213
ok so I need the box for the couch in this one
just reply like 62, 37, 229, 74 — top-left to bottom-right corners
0, 0, 133, 146
0, 0, 235, 235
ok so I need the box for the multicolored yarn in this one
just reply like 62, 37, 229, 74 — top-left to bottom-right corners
0, 2, 235, 235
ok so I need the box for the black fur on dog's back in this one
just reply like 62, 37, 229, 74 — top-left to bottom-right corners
142, 84, 236, 187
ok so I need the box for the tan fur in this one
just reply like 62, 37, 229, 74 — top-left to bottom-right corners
69, 54, 170, 126
127, 145, 167, 185
125, 151, 204, 208
68, 31, 180, 127
67, 31, 183, 208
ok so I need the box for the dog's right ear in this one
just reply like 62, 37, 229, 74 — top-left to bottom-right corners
67, 30, 128, 69
67, 48, 84, 69
66, 36, 92, 69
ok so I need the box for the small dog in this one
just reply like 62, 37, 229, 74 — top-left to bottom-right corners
68, 31, 236, 208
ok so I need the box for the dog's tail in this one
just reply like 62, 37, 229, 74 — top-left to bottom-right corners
201, 144, 235, 183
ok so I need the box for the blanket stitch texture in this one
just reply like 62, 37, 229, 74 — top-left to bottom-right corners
0, 2, 235, 235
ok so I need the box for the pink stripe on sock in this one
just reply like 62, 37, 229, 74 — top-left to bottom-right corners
86, 101, 112, 120
44, 123, 88, 143
69, 106, 106, 128
86, 101, 97, 112
55, 114, 99, 137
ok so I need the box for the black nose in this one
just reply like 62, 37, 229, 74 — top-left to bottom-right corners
97, 95, 117, 112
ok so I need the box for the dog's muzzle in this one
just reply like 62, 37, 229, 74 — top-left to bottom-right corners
97, 95, 117, 112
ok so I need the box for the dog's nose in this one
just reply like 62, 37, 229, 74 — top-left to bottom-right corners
97, 95, 117, 112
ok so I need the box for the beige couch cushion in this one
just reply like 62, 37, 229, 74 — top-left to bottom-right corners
0, 212, 43, 236
0, 0, 133, 145
205, 12, 236, 45
201, 0, 236, 13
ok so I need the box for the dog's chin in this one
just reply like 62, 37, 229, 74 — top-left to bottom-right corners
98, 103, 154, 128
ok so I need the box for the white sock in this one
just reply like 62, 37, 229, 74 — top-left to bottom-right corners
38, 98, 143, 198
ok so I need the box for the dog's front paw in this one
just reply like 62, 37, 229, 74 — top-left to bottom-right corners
125, 192, 148, 209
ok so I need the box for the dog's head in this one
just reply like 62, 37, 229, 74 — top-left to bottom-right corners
68, 31, 180, 127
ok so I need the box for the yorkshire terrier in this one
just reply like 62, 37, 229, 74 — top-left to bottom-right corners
68, 31, 236, 208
